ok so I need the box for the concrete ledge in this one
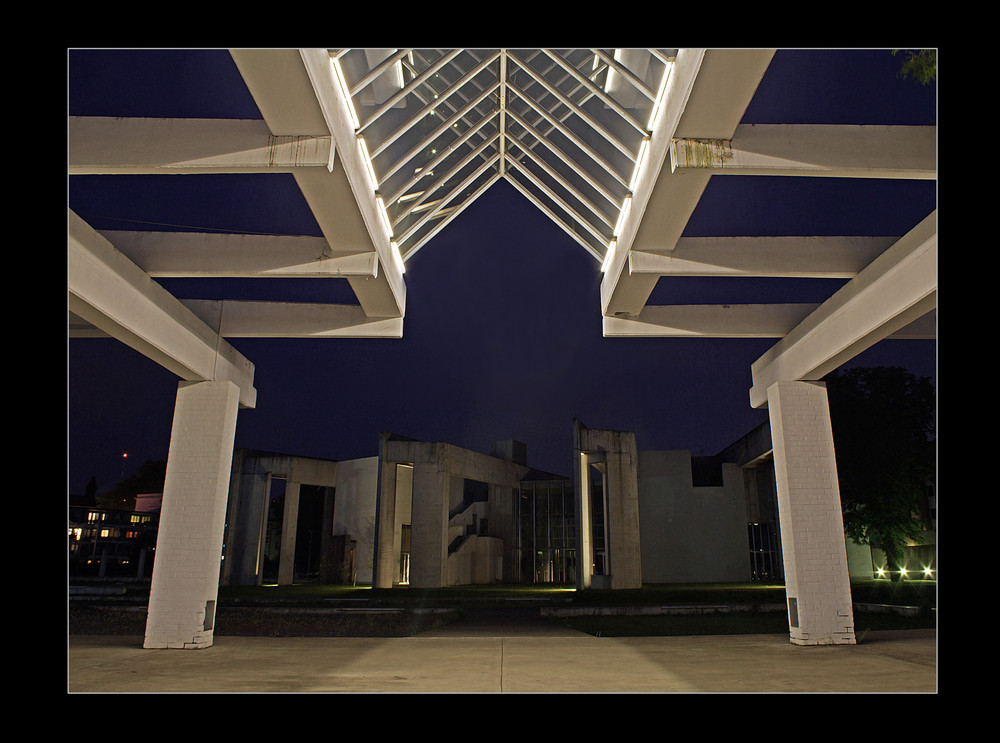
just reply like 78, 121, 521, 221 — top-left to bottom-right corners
69, 586, 127, 597
542, 603, 788, 617
854, 602, 932, 617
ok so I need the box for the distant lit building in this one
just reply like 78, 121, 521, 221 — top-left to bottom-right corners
68, 505, 159, 578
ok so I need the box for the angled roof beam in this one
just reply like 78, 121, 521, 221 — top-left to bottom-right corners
592, 49, 656, 101
507, 146, 612, 247
392, 133, 500, 228
385, 105, 499, 207
510, 49, 610, 149
540, 49, 647, 136
397, 51, 502, 179
748, 211, 937, 408
504, 174, 606, 262
670, 124, 936, 179
505, 106, 623, 213
400, 165, 502, 261
601, 49, 776, 318
370, 51, 501, 161
627, 235, 896, 277
507, 50, 639, 162
508, 77, 630, 189
506, 142, 616, 234
499, 51, 508, 176
68, 210, 257, 408
396, 152, 501, 249
232, 49, 405, 318
349, 49, 411, 97
356, 50, 464, 136
379, 82, 499, 186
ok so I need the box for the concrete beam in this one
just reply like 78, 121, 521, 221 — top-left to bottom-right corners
68, 116, 333, 174
603, 302, 934, 340
670, 125, 936, 180
181, 300, 404, 338
68, 210, 257, 408
628, 236, 896, 278
602, 49, 775, 318
603, 304, 819, 338
749, 211, 937, 408
101, 231, 378, 278
231, 49, 406, 320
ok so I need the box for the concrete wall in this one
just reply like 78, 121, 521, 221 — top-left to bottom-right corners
378, 438, 528, 588
332, 456, 379, 584
637, 450, 751, 584
448, 535, 504, 585
222, 449, 381, 586
574, 422, 642, 590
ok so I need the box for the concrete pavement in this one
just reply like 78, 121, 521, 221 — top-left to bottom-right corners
67, 621, 936, 693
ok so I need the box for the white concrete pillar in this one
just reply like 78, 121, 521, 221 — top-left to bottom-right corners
604, 436, 642, 590
144, 380, 240, 649
574, 451, 596, 590
409, 462, 450, 588
277, 481, 301, 585
768, 380, 856, 646
374, 461, 398, 589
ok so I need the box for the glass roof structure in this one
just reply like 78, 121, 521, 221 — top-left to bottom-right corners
330, 49, 677, 265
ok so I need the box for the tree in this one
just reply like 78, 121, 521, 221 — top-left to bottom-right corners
892, 49, 936, 85
824, 366, 935, 576
97, 459, 167, 510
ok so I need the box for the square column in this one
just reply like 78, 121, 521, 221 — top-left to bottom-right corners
574, 452, 596, 590
144, 381, 240, 649
573, 420, 642, 590
768, 380, 856, 646
409, 463, 451, 588
277, 481, 301, 585
373, 459, 398, 589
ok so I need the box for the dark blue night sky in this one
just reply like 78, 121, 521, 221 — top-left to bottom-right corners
67, 49, 937, 494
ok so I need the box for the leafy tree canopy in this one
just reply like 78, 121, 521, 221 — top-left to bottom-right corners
892, 49, 937, 85
96, 459, 167, 510
824, 366, 935, 567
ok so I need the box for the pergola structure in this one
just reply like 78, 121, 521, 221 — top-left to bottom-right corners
68, 49, 936, 648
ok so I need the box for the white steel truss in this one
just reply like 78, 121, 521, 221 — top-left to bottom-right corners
330, 49, 677, 264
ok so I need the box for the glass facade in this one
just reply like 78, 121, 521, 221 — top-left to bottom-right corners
516, 478, 576, 584
747, 521, 779, 581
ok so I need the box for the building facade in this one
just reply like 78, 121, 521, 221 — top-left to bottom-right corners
218, 425, 806, 589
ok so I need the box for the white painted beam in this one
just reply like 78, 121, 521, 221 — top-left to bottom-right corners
670, 125, 936, 180
68, 116, 332, 174
298, 49, 407, 317
603, 302, 936, 340
181, 300, 404, 338
628, 236, 896, 277
68, 210, 257, 408
101, 231, 378, 278
602, 49, 775, 318
603, 303, 819, 337
749, 211, 937, 408
230, 49, 406, 320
